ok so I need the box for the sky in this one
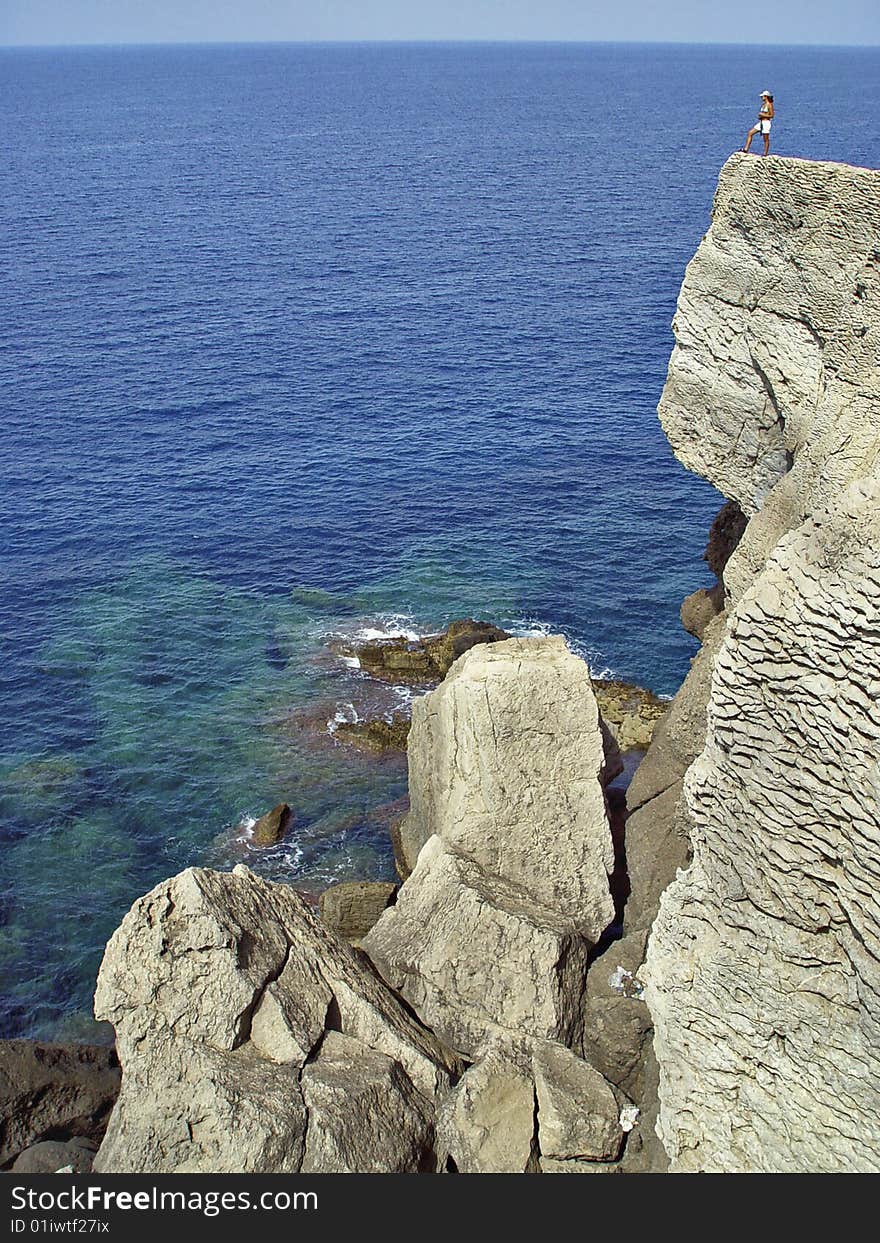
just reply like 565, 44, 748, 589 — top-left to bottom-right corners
1, 1, 878, 49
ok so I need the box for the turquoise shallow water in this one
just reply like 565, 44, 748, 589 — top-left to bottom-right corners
2, 41, 879, 1038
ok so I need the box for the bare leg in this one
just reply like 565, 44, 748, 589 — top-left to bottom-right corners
742, 126, 758, 153
762, 131, 770, 155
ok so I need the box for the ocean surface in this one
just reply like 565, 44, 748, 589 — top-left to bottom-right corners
2, 41, 878, 1040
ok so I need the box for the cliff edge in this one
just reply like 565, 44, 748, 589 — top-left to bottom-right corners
645, 154, 880, 1171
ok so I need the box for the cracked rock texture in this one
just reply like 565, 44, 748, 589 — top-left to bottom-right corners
93, 866, 458, 1172
645, 155, 880, 1171
362, 636, 615, 1056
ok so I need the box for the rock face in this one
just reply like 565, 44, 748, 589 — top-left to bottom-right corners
93, 866, 459, 1173
0, 1040, 120, 1168
645, 155, 880, 1171
363, 636, 616, 1056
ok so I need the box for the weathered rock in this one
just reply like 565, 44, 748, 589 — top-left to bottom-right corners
0, 1040, 120, 1168
646, 155, 880, 1171
333, 715, 410, 752
250, 802, 292, 846
364, 837, 591, 1057
301, 1032, 437, 1173
319, 880, 397, 941
540, 1156, 620, 1174
533, 1040, 631, 1163
11, 1138, 97, 1174
436, 1043, 537, 1174
388, 636, 615, 929
659, 154, 880, 605
94, 866, 459, 1172
354, 619, 510, 685
592, 679, 669, 751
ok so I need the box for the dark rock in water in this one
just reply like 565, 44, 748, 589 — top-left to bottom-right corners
334, 714, 411, 753
353, 619, 510, 685
319, 881, 397, 941
251, 803, 293, 846
0, 1040, 120, 1168
12, 1137, 97, 1174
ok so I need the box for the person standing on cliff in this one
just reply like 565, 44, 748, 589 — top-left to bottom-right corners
742, 91, 774, 154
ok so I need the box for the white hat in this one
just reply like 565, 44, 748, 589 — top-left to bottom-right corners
761, 90, 772, 96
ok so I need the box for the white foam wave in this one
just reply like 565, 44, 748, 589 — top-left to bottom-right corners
506, 616, 616, 681
327, 702, 359, 734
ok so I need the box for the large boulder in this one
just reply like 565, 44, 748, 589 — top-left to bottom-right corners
436, 1043, 537, 1174
364, 838, 591, 1056
533, 1039, 633, 1163
93, 866, 459, 1173
385, 635, 615, 928
363, 637, 615, 1056
300, 1032, 437, 1173
0, 1040, 120, 1168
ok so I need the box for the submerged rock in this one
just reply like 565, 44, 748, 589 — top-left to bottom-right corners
333, 714, 410, 753
350, 619, 510, 685
592, 678, 669, 751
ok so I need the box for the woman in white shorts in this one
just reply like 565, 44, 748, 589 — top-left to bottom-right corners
742, 91, 774, 155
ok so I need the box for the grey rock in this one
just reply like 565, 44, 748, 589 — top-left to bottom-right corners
533, 1039, 631, 1163
93, 865, 459, 1172
626, 613, 726, 812
395, 636, 615, 931
646, 155, 880, 1171
301, 1032, 437, 1173
363, 637, 614, 1057
436, 1043, 537, 1174
363, 836, 591, 1058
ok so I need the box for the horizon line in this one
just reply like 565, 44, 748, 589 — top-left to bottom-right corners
2, 36, 879, 52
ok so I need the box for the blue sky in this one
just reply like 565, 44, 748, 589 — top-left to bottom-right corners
1, 0, 877, 47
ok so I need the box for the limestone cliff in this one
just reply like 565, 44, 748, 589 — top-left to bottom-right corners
644, 154, 880, 1171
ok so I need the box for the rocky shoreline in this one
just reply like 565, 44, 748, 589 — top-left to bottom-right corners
4, 152, 879, 1174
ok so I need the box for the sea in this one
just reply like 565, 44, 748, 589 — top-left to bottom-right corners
2, 40, 878, 1039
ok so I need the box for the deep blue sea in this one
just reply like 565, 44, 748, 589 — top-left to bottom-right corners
2, 41, 878, 1039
